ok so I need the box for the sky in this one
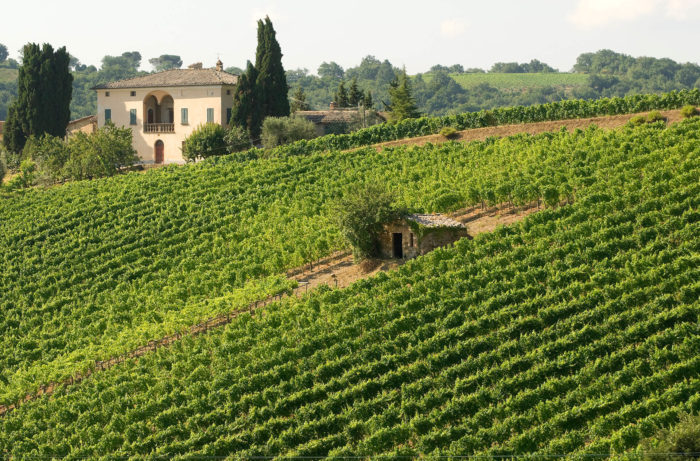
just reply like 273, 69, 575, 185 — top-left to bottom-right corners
3, 0, 700, 74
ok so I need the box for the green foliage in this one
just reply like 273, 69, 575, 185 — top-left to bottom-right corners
640, 414, 700, 460
0, 118, 698, 457
3, 43, 73, 154
148, 54, 182, 72
439, 126, 459, 139
388, 69, 421, 121
261, 116, 317, 148
680, 105, 698, 118
23, 134, 69, 183
290, 86, 309, 113
333, 184, 403, 260
62, 123, 137, 180
334, 80, 349, 108
255, 16, 290, 118
6, 158, 37, 189
646, 110, 665, 123
0, 43, 7, 63
629, 115, 647, 126
182, 123, 227, 162
224, 125, 253, 153
348, 78, 362, 106
230, 61, 262, 140
0, 150, 6, 185
490, 59, 557, 73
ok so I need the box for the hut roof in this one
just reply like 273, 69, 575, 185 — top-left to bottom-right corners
406, 213, 466, 229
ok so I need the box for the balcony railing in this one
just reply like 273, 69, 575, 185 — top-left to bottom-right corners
144, 123, 174, 133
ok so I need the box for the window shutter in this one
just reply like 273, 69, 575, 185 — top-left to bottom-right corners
181, 108, 188, 125
105, 109, 111, 122
207, 108, 214, 123
226, 108, 232, 125
130, 109, 137, 125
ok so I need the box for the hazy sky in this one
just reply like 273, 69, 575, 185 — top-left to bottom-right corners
3, 0, 700, 74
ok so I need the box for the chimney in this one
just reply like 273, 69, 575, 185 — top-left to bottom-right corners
330, 101, 337, 110
216, 59, 223, 71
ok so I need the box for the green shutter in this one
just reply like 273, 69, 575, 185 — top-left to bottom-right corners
105, 109, 111, 122
181, 108, 188, 125
207, 108, 214, 123
129, 109, 137, 125
226, 108, 232, 125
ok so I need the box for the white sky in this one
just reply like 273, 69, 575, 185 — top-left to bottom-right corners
3, 0, 700, 74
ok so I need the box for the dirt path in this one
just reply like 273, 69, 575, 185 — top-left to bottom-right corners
371, 108, 687, 151
0, 203, 539, 418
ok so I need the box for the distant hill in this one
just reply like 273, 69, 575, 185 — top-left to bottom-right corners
422, 72, 589, 91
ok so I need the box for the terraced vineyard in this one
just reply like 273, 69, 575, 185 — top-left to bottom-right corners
0, 116, 697, 457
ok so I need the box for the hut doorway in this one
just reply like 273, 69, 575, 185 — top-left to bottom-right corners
392, 233, 403, 258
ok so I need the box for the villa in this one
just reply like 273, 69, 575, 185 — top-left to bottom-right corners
93, 61, 238, 164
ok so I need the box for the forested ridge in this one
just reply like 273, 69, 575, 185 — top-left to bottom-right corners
0, 117, 697, 457
0, 49, 698, 121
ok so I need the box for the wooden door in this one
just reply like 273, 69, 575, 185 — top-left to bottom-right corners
155, 140, 164, 164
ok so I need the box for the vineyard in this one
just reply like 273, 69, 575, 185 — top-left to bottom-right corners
0, 114, 697, 456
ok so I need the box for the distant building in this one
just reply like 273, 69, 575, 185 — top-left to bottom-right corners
296, 102, 387, 136
380, 214, 469, 259
93, 60, 238, 164
66, 115, 97, 136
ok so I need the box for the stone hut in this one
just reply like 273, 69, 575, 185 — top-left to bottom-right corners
66, 115, 98, 136
379, 214, 469, 260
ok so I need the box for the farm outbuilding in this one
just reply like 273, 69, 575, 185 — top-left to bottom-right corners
379, 214, 469, 260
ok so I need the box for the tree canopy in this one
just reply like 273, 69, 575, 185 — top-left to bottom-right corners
388, 68, 420, 121
3, 43, 73, 154
148, 54, 182, 72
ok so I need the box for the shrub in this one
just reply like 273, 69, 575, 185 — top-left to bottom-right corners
261, 116, 317, 149
63, 124, 138, 180
333, 184, 404, 261
23, 134, 69, 183
182, 123, 227, 162
629, 115, 646, 126
0, 150, 6, 186
646, 110, 665, 123
6, 158, 37, 189
224, 126, 253, 153
439, 126, 459, 140
640, 413, 700, 460
680, 105, 698, 118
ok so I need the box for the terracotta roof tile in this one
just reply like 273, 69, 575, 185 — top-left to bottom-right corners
93, 68, 238, 89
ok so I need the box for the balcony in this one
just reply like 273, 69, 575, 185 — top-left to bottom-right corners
144, 123, 174, 133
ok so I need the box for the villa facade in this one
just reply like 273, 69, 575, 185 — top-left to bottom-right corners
94, 61, 238, 164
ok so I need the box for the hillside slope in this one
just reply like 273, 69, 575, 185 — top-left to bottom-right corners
0, 119, 697, 458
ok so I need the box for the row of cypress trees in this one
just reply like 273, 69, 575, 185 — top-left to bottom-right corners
230, 17, 290, 141
3, 43, 73, 154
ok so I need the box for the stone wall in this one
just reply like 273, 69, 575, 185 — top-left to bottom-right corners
379, 221, 469, 260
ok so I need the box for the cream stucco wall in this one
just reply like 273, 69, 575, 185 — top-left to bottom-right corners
96, 85, 235, 164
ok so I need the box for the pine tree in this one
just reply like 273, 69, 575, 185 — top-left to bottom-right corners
388, 68, 420, 121
363, 90, 373, 109
255, 17, 290, 119
348, 77, 362, 107
230, 61, 261, 140
290, 86, 309, 113
3, 43, 73, 154
334, 80, 349, 108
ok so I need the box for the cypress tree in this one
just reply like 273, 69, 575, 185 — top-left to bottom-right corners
334, 80, 349, 108
388, 68, 420, 121
230, 61, 261, 140
255, 17, 289, 119
3, 43, 73, 154
363, 90, 373, 109
348, 78, 362, 107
